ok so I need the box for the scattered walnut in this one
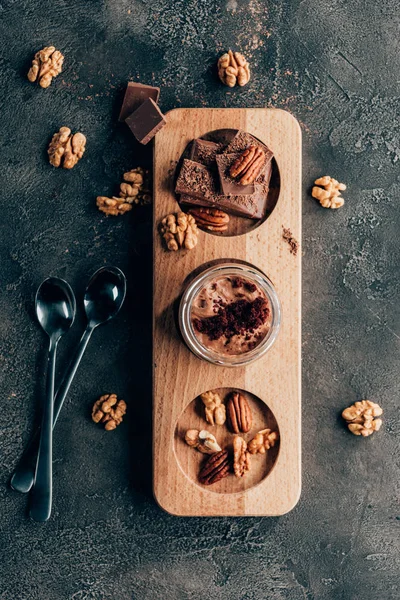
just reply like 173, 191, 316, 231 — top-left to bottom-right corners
312, 176, 346, 209
200, 390, 226, 426
218, 50, 250, 87
160, 212, 198, 251
248, 429, 279, 454
342, 400, 383, 437
233, 436, 251, 478
184, 429, 222, 454
27, 46, 64, 88
97, 167, 151, 216
119, 168, 152, 205
96, 196, 132, 216
92, 394, 127, 431
48, 127, 86, 169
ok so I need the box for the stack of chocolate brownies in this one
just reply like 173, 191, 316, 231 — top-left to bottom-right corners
175, 131, 274, 221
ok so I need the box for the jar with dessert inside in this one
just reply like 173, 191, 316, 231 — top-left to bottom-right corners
179, 263, 281, 367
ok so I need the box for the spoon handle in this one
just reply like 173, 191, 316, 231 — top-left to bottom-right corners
29, 339, 57, 522
10, 325, 94, 494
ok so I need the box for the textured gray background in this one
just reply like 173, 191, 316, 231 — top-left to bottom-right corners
0, 1, 399, 599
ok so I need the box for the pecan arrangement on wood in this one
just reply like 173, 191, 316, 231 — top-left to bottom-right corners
198, 450, 231, 485
188, 207, 230, 232
229, 146, 266, 186
226, 391, 252, 433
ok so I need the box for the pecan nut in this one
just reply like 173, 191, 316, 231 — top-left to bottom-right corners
198, 450, 230, 485
188, 207, 230, 232
229, 146, 266, 186
226, 391, 252, 433
233, 436, 251, 478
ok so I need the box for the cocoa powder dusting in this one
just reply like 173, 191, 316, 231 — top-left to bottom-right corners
193, 297, 269, 341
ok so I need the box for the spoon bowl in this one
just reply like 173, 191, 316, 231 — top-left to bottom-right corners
36, 277, 76, 338
84, 266, 126, 326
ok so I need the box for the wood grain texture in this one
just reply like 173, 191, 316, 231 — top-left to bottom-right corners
153, 108, 301, 516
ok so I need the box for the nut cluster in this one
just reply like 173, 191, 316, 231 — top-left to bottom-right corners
200, 390, 226, 426
248, 429, 279, 454
218, 50, 250, 87
188, 207, 230, 233
92, 394, 127, 431
184, 429, 221, 454
183, 389, 279, 486
48, 127, 86, 169
312, 176, 346, 209
342, 400, 383, 437
97, 168, 151, 216
160, 212, 198, 251
229, 146, 266, 186
27, 46, 64, 88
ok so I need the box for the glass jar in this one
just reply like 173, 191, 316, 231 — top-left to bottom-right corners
179, 262, 281, 367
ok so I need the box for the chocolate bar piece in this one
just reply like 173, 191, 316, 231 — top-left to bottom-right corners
119, 82, 160, 122
175, 159, 217, 201
180, 190, 267, 220
125, 98, 166, 145
224, 130, 273, 164
216, 153, 255, 196
190, 139, 223, 167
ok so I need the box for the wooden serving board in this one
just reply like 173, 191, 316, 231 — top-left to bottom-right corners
153, 108, 301, 516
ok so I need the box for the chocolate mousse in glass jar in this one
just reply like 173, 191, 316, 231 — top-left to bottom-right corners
179, 263, 281, 366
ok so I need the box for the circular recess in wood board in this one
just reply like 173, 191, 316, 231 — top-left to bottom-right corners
174, 388, 280, 494
174, 128, 281, 237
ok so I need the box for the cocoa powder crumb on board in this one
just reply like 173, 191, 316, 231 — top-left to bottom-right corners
282, 226, 299, 256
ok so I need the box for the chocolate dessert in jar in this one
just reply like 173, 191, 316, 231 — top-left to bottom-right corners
179, 264, 281, 366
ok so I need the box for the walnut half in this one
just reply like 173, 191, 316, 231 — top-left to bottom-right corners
92, 394, 127, 431
200, 390, 226, 426
218, 50, 250, 87
48, 127, 86, 169
312, 176, 346, 209
342, 400, 383, 437
160, 212, 198, 251
27, 46, 64, 88
184, 429, 222, 454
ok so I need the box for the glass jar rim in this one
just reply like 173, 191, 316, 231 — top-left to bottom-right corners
179, 262, 281, 367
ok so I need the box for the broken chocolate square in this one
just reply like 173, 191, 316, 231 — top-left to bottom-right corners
118, 82, 160, 122
190, 139, 223, 167
216, 153, 255, 196
125, 98, 166, 145
175, 159, 217, 201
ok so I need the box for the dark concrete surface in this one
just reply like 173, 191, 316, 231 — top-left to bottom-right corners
0, 1, 399, 598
